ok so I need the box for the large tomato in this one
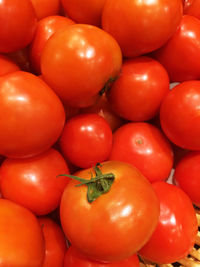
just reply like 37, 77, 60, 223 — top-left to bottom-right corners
41, 24, 122, 107
184, 0, 200, 19
0, 149, 70, 215
30, 0, 60, 20
0, 199, 45, 266
64, 246, 139, 267
154, 15, 200, 82
102, 0, 183, 57
0, 55, 20, 76
109, 123, 173, 183
139, 182, 198, 263
107, 57, 170, 121
0, 0, 37, 53
60, 161, 159, 262
0, 71, 65, 158
160, 81, 200, 150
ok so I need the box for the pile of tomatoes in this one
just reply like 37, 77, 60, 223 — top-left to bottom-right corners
0, 0, 200, 266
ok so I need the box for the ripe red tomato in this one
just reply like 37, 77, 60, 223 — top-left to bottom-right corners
184, 0, 200, 19
30, 15, 75, 74
107, 57, 169, 121
41, 24, 122, 107
60, 161, 159, 262
102, 0, 183, 57
154, 15, 200, 82
31, 0, 61, 20
109, 123, 173, 183
64, 246, 139, 267
174, 152, 200, 207
0, 199, 45, 266
38, 217, 68, 267
60, 114, 113, 168
0, 71, 65, 158
0, 0, 37, 53
139, 182, 198, 264
61, 0, 106, 27
0, 55, 20, 76
160, 81, 200, 150
0, 149, 70, 215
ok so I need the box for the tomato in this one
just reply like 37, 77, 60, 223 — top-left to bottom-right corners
139, 182, 198, 264
102, 0, 183, 57
59, 114, 113, 168
174, 152, 200, 207
154, 15, 200, 82
64, 246, 139, 267
41, 24, 122, 107
60, 161, 159, 262
184, 0, 200, 19
160, 81, 200, 150
38, 217, 68, 267
30, 15, 75, 74
0, 71, 65, 158
8, 47, 33, 72
109, 123, 173, 183
0, 55, 20, 76
107, 57, 169, 122
0, 148, 70, 215
61, 0, 106, 27
80, 94, 125, 132
0, 0, 37, 53
31, 0, 60, 20
0, 199, 45, 266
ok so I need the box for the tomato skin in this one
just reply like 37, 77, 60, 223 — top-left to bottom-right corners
160, 81, 200, 150
139, 182, 198, 264
64, 246, 139, 267
31, 0, 60, 20
0, 0, 37, 53
8, 47, 33, 72
0, 71, 65, 158
107, 57, 170, 122
102, 0, 183, 57
0, 55, 20, 76
0, 199, 45, 266
61, 0, 106, 27
174, 152, 200, 207
38, 217, 68, 267
154, 15, 200, 82
184, 0, 200, 19
60, 161, 159, 262
30, 15, 75, 74
60, 114, 113, 168
41, 24, 122, 107
0, 149, 70, 215
109, 123, 173, 183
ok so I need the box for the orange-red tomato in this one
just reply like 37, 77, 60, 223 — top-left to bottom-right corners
184, 0, 200, 19
0, 54, 20, 76
31, 0, 60, 20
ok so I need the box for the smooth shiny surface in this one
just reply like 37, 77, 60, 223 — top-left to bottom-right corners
31, 0, 60, 20
184, 0, 200, 19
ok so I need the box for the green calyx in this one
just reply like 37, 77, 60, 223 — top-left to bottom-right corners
59, 163, 115, 203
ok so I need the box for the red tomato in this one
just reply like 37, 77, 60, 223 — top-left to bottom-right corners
102, 0, 183, 57
0, 0, 37, 53
109, 123, 173, 183
64, 246, 139, 267
184, 0, 200, 19
174, 152, 200, 207
0, 199, 45, 266
30, 15, 75, 74
61, 0, 106, 27
60, 161, 159, 262
31, 0, 60, 20
160, 81, 200, 150
154, 15, 200, 82
107, 57, 170, 122
41, 24, 122, 107
0, 149, 70, 215
39, 217, 68, 267
139, 182, 198, 264
0, 71, 65, 158
0, 54, 20, 76
60, 114, 113, 168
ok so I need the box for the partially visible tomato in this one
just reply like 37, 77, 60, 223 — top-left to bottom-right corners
184, 0, 200, 19
139, 182, 198, 264
64, 246, 139, 267
31, 0, 60, 20
109, 123, 173, 183
0, 0, 37, 53
41, 24, 122, 107
107, 57, 169, 122
8, 47, 33, 72
39, 217, 68, 267
60, 161, 159, 262
0, 54, 20, 76
0, 199, 45, 266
